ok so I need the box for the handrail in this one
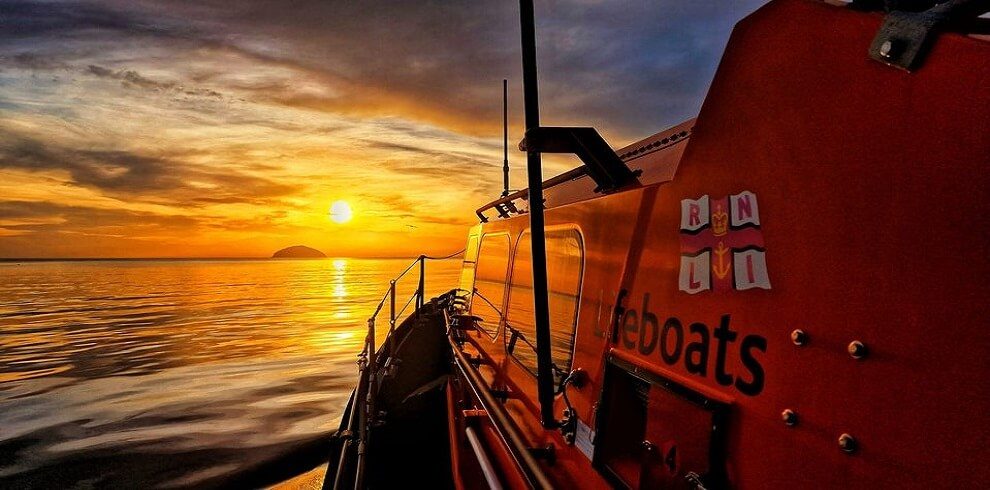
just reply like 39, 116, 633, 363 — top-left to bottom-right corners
466, 426, 505, 490
449, 333, 554, 490
475, 166, 587, 222
342, 250, 464, 490
424, 249, 468, 260
395, 291, 419, 324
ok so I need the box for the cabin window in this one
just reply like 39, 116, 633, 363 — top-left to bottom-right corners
471, 233, 510, 338
505, 227, 584, 378
458, 234, 480, 307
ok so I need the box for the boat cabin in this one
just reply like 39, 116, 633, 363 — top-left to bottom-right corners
449, 0, 990, 488
325, 0, 990, 488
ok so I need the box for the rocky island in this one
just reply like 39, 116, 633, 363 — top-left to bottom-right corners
271, 245, 327, 259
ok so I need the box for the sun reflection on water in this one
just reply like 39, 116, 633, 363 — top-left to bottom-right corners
0, 258, 462, 488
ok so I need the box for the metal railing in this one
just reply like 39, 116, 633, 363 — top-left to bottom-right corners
363, 249, 464, 364
334, 250, 462, 490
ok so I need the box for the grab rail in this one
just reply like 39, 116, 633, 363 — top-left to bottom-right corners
449, 333, 554, 490
343, 250, 463, 490
465, 426, 504, 490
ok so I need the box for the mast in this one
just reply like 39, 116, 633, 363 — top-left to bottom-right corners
518, 0, 557, 429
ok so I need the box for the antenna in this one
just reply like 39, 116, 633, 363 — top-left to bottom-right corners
502, 79, 510, 197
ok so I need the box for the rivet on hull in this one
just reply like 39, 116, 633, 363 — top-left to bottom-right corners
838, 433, 857, 453
848, 341, 868, 359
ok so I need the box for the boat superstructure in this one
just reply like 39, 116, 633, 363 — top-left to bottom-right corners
324, 0, 990, 488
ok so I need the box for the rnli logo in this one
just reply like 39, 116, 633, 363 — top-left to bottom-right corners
678, 191, 770, 294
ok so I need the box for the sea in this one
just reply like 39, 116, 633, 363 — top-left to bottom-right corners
0, 258, 461, 489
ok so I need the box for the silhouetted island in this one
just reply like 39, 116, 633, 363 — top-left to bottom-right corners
271, 245, 326, 259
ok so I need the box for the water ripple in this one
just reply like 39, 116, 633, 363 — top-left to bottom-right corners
0, 258, 459, 488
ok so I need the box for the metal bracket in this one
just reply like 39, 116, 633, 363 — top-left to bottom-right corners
520, 127, 641, 193
528, 443, 557, 465
868, 0, 989, 71
558, 407, 578, 445
685, 471, 709, 490
490, 388, 511, 402
466, 354, 489, 367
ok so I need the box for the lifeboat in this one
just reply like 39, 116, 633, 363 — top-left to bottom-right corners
324, 0, 990, 488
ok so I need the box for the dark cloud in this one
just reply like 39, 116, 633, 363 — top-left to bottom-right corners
164, 0, 767, 140
0, 200, 314, 258
0, 130, 175, 191
84, 64, 224, 97
367, 141, 443, 156
87, 64, 172, 91
366, 141, 494, 166
0, 200, 201, 232
0, 200, 301, 237
2, 52, 68, 70
0, 128, 294, 205
0, 0, 187, 42
1, 0, 766, 141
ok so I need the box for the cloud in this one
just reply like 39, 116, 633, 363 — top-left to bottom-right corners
0, 199, 320, 257
0, 200, 200, 233
0, 130, 174, 191
1, 0, 766, 141
0, 200, 308, 240
3, 52, 68, 70
0, 127, 295, 205
0, 0, 768, 257
86, 64, 173, 91
84, 64, 224, 98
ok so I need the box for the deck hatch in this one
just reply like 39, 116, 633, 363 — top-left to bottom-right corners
594, 355, 729, 489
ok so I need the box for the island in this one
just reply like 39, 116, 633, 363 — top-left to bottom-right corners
271, 245, 327, 259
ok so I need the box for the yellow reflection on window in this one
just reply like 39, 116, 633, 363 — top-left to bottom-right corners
506, 227, 584, 377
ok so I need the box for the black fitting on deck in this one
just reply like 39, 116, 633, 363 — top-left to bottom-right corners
867, 0, 990, 71
521, 126, 641, 193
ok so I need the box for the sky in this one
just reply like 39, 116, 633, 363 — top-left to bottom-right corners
0, 0, 766, 259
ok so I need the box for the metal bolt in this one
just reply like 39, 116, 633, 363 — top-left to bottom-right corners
838, 433, 857, 453
781, 409, 798, 427
879, 39, 903, 60
642, 440, 656, 453
880, 40, 894, 58
791, 329, 808, 346
848, 341, 868, 359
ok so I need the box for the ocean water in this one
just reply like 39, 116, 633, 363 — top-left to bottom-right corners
0, 258, 460, 489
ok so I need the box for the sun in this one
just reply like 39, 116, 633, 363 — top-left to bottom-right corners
329, 200, 353, 224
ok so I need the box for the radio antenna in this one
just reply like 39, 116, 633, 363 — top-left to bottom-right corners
502, 79, 510, 197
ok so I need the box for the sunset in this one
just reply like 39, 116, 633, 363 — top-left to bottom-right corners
0, 1, 762, 259
2, 1, 988, 489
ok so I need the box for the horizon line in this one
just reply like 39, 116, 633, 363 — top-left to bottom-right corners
0, 255, 449, 262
